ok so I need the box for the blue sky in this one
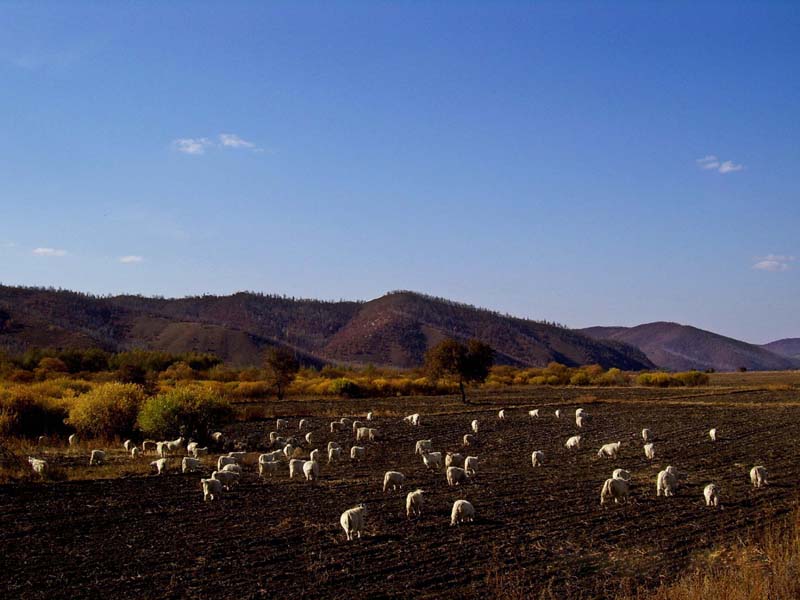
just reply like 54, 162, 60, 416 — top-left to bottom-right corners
1, 1, 798, 343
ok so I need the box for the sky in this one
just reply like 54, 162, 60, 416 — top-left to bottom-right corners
1, 1, 798, 344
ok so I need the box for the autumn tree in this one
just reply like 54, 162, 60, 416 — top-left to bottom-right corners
264, 347, 300, 400
424, 338, 494, 404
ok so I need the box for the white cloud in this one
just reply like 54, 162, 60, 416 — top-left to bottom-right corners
32, 247, 67, 257
173, 137, 214, 155
218, 133, 257, 149
753, 254, 795, 272
696, 154, 744, 174
119, 255, 144, 264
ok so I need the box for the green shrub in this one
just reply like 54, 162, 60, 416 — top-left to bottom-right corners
0, 386, 68, 437
570, 372, 591, 386
328, 378, 361, 398
137, 386, 233, 440
67, 383, 145, 439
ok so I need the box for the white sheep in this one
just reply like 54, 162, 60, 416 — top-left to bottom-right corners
355, 427, 370, 442
202, 477, 222, 501
258, 458, 279, 478
709, 428, 718, 442
352, 420, 364, 432
150, 458, 168, 475
421, 451, 442, 470
89, 449, 106, 466
447, 466, 469, 487
339, 417, 352, 427
366, 411, 373, 421
340, 504, 367, 541
528, 409, 539, 418
269, 431, 280, 443
303, 460, 319, 481
406, 489, 424, 518
450, 499, 475, 526
463, 434, 476, 447
415, 439, 433, 455
288, 458, 305, 479
68, 433, 78, 446
156, 441, 167, 458
27, 457, 48, 477
750, 466, 768, 488
464, 456, 478, 476
164, 437, 185, 456
367, 428, 380, 441
217, 455, 238, 471
298, 418, 309, 430
227, 451, 247, 461
445, 452, 464, 468
471, 419, 479, 434
182, 457, 202, 473
350, 446, 366, 462
575, 408, 586, 418
123, 439, 134, 452
498, 409, 506, 420
330, 421, 342, 433
600, 477, 630, 505
283, 444, 296, 459
554, 409, 561, 419
704, 483, 720, 507
276, 418, 288, 430
657, 468, 678, 497
211, 431, 225, 444
309, 449, 321, 463
142, 440, 157, 453
612, 468, 630, 481
327, 446, 342, 464
327, 441, 341, 452
186, 441, 198, 454
131, 447, 140, 459
221, 463, 242, 474
211, 469, 239, 489
576, 414, 589, 428
597, 442, 621, 459
642, 428, 653, 443
404, 413, 421, 426
383, 471, 405, 492
192, 446, 208, 458
305, 432, 314, 444
643, 443, 655, 460
531, 450, 544, 467
565, 435, 582, 450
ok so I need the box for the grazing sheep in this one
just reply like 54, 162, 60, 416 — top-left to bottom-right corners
498, 409, 506, 420
528, 409, 539, 418
142, 440, 157, 453
327, 441, 341, 452
352, 420, 364, 432
123, 439, 134, 452
421, 451, 442, 470
202, 477, 223, 501
339, 417, 352, 427
330, 421, 343, 433
283, 444, 296, 459
303, 460, 320, 481
612, 468, 631, 481
367, 428, 380, 441
289, 458, 305, 479
269, 431, 280, 443
463, 434, 476, 447
276, 419, 288, 431
182, 457, 202, 473
211, 431, 225, 445
156, 441, 167, 458
35, 435, 46, 446
350, 446, 366, 462
192, 446, 209, 458
597, 442, 621, 459
131, 447, 140, 459
28, 457, 48, 477
406, 489, 425, 518
299, 419, 309, 430
450, 499, 475, 526
309, 449, 321, 463
221, 463, 242, 474
642, 429, 653, 443
404, 413, 421, 426
227, 451, 247, 461
643, 443, 655, 460
366, 411, 373, 421
709, 428, 718, 442
704, 483, 720, 507
447, 466, 468, 487
471, 420, 479, 434
186, 441, 198, 454
68, 433, 78, 447
355, 427, 370, 442
328, 446, 342, 464
340, 504, 367, 541
415, 440, 434, 455
89, 450, 106, 466
464, 456, 478, 476
554, 409, 562, 419
600, 477, 630, 505
218, 456, 238, 471
304, 432, 314, 445
211, 469, 239, 489
657, 468, 678, 497
445, 452, 464, 469
163, 437, 185, 456
531, 450, 544, 468
150, 458, 168, 475
750, 466, 768, 488
258, 458, 279, 478
565, 435, 582, 450
383, 471, 405, 492
576, 414, 589, 428
575, 408, 586, 419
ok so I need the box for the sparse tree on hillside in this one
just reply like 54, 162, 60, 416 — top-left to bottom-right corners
264, 347, 300, 400
425, 338, 494, 404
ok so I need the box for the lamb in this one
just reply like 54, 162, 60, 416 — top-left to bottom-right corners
750, 466, 768, 488
445, 452, 464, 468
447, 466, 469, 486
406, 489, 425, 518
704, 483, 720, 507
463, 434, 476, 447
554, 409, 562, 419
131, 447, 140, 459
211, 469, 239, 489
330, 421, 343, 433
600, 477, 630, 505
352, 420, 364, 432
305, 432, 314, 444
258, 458, 279, 478
575, 408, 586, 419
283, 444, 296, 459
289, 458, 306, 479
450, 499, 475, 526
531, 450, 544, 467
366, 411, 373, 421
303, 460, 319, 481
201, 477, 223, 501
28, 457, 48, 477
350, 446, 366, 462
355, 427, 370, 442
276, 418, 288, 430
383, 471, 405, 492
643, 443, 655, 460
89, 449, 106, 466
142, 440, 157, 453
642, 428, 653, 443
327, 441, 341, 452
150, 458, 168, 475
328, 446, 342, 464
709, 428, 718, 442
576, 414, 589, 428
298, 418, 309, 430
415, 439, 433, 455
471, 420, 479, 434
404, 413, 421, 426
123, 439, 134, 452
498, 409, 506, 420
597, 442, 621, 459
421, 451, 442, 470
528, 409, 539, 418
192, 446, 209, 458
182, 457, 202, 473
68, 433, 78, 446
221, 463, 242, 474
464, 456, 478, 476
186, 441, 198, 454
565, 435, 582, 450
340, 504, 367, 541
218, 455, 238, 471
657, 468, 678, 497
612, 468, 631, 481
308, 449, 320, 463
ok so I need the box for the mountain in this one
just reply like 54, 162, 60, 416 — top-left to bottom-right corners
0, 285, 653, 370
580, 322, 799, 372
762, 338, 800, 361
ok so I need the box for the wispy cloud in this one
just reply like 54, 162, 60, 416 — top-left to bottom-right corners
32, 247, 67, 257
696, 155, 744, 174
753, 254, 795, 272
173, 138, 214, 155
119, 255, 144, 264
219, 133, 257, 149
172, 133, 262, 155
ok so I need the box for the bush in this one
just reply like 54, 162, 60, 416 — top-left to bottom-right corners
67, 383, 145, 439
328, 378, 362, 398
137, 386, 233, 440
0, 386, 68, 438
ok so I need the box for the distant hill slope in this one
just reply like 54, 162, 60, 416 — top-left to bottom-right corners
762, 338, 800, 360
580, 322, 799, 372
0, 285, 653, 370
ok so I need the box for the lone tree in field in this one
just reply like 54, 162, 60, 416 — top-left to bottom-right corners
425, 338, 494, 404
264, 347, 300, 400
